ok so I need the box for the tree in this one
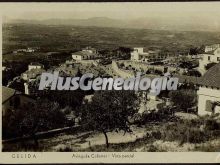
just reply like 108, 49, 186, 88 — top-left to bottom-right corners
189, 47, 198, 55
28, 76, 87, 108
183, 69, 201, 77
81, 90, 140, 148
169, 89, 197, 112
3, 99, 66, 146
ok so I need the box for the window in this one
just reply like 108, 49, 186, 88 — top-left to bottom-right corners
217, 57, 220, 61
206, 100, 212, 112
208, 56, 211, 61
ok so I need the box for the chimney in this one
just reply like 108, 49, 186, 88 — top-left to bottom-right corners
24, 83, 30, 95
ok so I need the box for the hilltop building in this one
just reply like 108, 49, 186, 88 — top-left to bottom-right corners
72, 47, 98, 61
197, 63, 220, 115
130, 47, 164, 62
28, 62, 44, 71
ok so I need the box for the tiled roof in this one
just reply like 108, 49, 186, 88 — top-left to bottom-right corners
199, 62, 220, 88
2, 86, 16, 103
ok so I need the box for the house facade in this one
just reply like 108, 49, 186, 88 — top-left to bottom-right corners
28, 62, 44, 71
197, 63, 220, 115
2, 86, 35, 117
199, 45, 220, 72
130, 47, 161, 62
72, 47, 98, 61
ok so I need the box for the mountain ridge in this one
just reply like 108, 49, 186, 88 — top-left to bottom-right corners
4, 17, 220, 32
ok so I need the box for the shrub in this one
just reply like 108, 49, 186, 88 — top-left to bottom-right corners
204, 118, 220, 130
148, 145, 158, 152
151, 131, 162, 140
161, 120, 208, 144
169, 89, 197, 112
186, 129, 207, 144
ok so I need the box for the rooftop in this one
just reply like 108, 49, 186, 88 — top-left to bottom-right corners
2, 86, 17, 103
205, 48, 218, 55
199, 62, 220, 89
22, 68, 46, 79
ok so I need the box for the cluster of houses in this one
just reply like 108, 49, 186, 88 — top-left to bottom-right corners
125, 44, 220, 116
72, 46, 98, 61
21, 62, 45, 81
2, 44, 220, 120
130, 47, 165, 62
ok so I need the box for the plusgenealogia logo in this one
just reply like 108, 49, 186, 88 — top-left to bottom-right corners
38, 72, 179, 96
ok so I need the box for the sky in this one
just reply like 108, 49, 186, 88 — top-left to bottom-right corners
1, 2, 220, 21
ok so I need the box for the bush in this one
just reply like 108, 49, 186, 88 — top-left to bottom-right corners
184, 70, 201, 77
169, 89, 197, 112
148, 145, 158, 152
186, 129, 207, 144
151, 131, 162, 140
161, 120, 208, 144
154, 69, 163, 75
204, 118, 220, 130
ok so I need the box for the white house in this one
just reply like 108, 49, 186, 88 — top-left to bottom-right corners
13, 48, 35, 54
199, 45, 220, 72
28, 62, 44, 71
197, 63, 220, 116
204, 44, 220, 53
72, 47, 98, 61
131, 48, 149, 61
130, 47, 161, 62
82, 46, 97, 54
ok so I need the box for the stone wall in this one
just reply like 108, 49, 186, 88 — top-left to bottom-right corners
112, 61, 134, 78
118, 60, 185, 74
